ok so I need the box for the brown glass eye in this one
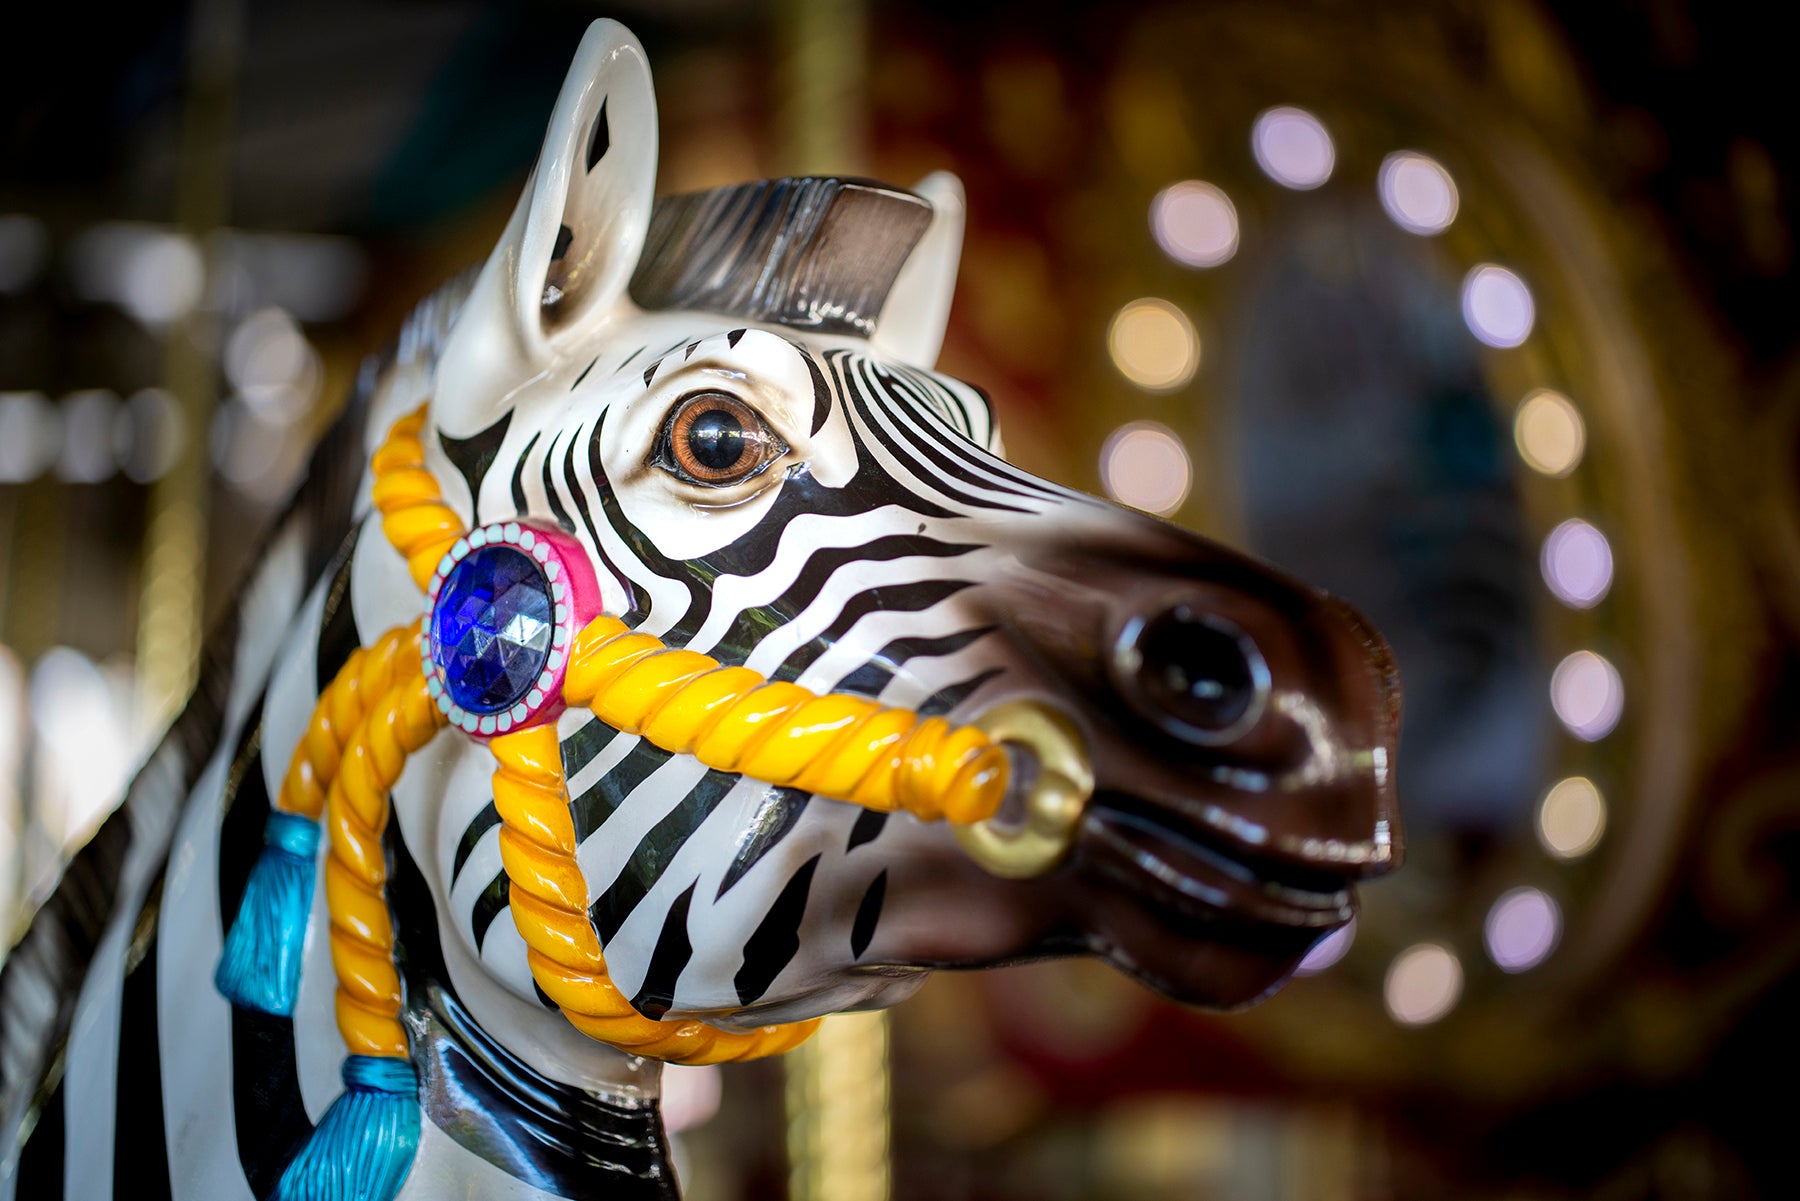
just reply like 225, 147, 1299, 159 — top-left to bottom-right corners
661, 392, 786, 486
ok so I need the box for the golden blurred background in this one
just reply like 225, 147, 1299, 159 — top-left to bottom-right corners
3, 1, 1796, 1198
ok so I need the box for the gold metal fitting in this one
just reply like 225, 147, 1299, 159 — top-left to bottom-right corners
954, 701, 1094, 879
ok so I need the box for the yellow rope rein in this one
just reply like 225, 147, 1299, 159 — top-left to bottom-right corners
489, 725, 822, 1062
276, 626, 417, 822
322, 642, 446, 1056
369, 407, 465, 590
562, 616, 1007, 824
267, 621, 448, 1056
275, 403, 1039, 1066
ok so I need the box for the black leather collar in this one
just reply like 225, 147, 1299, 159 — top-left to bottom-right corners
388, 818, 679, 1199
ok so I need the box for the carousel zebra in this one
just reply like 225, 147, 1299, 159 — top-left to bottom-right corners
0, 20, 1402, 1201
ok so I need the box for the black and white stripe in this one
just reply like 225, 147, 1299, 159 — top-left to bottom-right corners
0, 277, 1116, 1199
424, 329, 1097, 1030
0, 13, 1141, 1184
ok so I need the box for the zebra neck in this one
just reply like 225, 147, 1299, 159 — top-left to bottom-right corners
413, 981, 680, 1198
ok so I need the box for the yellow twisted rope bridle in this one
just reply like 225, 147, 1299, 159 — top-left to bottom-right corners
265, 404, 1087, 1067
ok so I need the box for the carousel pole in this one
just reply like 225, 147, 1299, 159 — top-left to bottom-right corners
135, 0, 240, 730
774, 3, 892, 1201
777, 0, 868, 174
785, 1011, 891, 1201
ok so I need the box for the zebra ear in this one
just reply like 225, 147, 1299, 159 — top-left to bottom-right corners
524, 19, 658, 345
871, 171, 966, 369
434, 19, 657, 436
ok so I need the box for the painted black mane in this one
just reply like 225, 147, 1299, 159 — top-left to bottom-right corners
629, 177, 933, 337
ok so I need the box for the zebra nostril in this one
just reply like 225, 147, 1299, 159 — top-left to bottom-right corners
1113, 604, 1270, 745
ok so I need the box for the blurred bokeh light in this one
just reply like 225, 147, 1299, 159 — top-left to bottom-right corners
4, 2, 1797, 1198
1106, 298, 1200, 393
1537, 775, 1607, 859
1293, 916, 1355, 976
1541, 517, 1614, 608
1551, 649, 1625, 741
1484, 886, 1562, 972
1149, 181, 1239, 268
1099, 420, 1192, 515
1250, 105, 1334, 190
1378, 150, 1460, 235
1383, 942, 1463, 1025
1513, 387, 1586, 476
1461, 263, 1536, 348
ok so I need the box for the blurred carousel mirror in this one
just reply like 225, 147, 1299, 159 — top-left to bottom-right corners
1081, 6, 1702, 1077
881, 0, 1724, 1194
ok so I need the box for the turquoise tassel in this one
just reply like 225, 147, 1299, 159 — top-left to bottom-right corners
271, 1056, 422, 1201
215, 812, 321, 1015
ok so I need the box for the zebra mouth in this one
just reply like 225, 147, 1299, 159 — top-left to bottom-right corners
1081, 789, 1356, 932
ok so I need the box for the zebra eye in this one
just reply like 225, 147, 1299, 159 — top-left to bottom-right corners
657, 392, 788, 487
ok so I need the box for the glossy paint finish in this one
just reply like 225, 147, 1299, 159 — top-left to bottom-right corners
0, 16, 1404, 1201
394, 15, 1402, 1055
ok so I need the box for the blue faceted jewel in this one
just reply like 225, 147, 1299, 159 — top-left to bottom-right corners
431, 545, 554, 715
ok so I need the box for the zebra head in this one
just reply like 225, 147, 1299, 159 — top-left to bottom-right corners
409, 20, 1401, 1041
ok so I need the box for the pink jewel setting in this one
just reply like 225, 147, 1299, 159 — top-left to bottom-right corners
421, 521, 605, 739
